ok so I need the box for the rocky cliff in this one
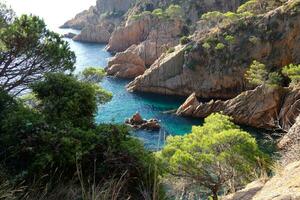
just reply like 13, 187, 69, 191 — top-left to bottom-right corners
61, 0, 133, 43
127, 0, 300, 98
176, 85, 300, 130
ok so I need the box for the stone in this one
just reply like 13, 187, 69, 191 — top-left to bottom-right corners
105, 49, 146, 78
125, 113, 161, 131
63, 32, 77, 39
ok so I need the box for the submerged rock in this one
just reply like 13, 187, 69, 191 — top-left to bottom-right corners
125, 112, 161, 131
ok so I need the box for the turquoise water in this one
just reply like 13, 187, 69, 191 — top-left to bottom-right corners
59, 29, 273, 152
61, 31, 201, 149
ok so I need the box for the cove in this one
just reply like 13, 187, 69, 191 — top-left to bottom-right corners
62, 32, 201, 149
61, 30, 274, 153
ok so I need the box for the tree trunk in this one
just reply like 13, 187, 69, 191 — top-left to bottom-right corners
212, 192, 218, 200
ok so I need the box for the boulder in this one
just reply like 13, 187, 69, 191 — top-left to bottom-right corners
105, 49, 146, 78
125, 112, 161, 131
63, 32, 77, 39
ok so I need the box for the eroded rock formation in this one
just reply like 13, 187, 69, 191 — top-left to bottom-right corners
106, 49, 146, 78
176, 85, 300, 130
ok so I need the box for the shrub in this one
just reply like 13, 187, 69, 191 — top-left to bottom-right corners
245, 60, 268, 85
158, 113, 269, 200
166, 4, 183, 19
249, 36, 260, 44
282, 64, 300, 86
80, 67, 106, 83
167, 47, 175, 53
215, 42, 225, 50
180, 36, 191, 45
267, 72, 283, 86
225, 35, 235, 43
202, 42, 211, 49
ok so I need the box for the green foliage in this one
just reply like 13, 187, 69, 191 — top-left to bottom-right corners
215, 42, 225, 50
165, 4, 183, 19
159, 113, 269, 199
0, 83, 159, 199
167, 47, 175, 53
80, 67, 106, 83
267, 72, 283, 86
0, 14, 75, 95
180, 36, 191, 45
152, 8, 166, 19
225, 35, 235, 43
202, 42, 211, 49
31, 73, 99, 129
282, 64, 300, 86
245, 60, 268, 85
245, 60, 283, 87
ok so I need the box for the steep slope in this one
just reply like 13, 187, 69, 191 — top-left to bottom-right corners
127, 0, 300, 98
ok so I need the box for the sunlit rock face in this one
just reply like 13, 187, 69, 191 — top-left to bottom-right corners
127, 1, 300, 99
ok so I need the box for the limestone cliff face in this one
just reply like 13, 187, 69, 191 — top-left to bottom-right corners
127, 1, 300, 98
176, 85, 300, 130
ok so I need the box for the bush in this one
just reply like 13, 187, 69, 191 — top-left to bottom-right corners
0, 78, 161, 199
245, 60, 283, 87
180, 36, 191, 45
225, 35, 235, 43
158, 113, 269, 200
215, 42, 225, 50
202, 42, 211, 49
245, 60, 268, 85
282, 64, 300, 86
167, 47, 175, 53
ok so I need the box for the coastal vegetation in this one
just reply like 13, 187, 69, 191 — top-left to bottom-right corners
1, 0, 300, 199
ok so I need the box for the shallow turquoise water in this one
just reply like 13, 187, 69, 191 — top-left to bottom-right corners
62, 33, 201, 149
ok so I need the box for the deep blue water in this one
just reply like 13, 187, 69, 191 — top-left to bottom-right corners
60, 29, 201, 149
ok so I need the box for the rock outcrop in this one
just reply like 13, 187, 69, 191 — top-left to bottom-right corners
63, 32, 77, 39
73, 20, 116, 43
106, 49, 146, 78
177, 85, 287, 129
176, 85, 300, 130
127, 1, 300, 98
61, 0, 133, 42
125, 112, 161, 131
278, 115, 300, 165
222, 161, 300, 200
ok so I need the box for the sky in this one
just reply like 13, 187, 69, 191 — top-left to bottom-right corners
4, 0, 96, 29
